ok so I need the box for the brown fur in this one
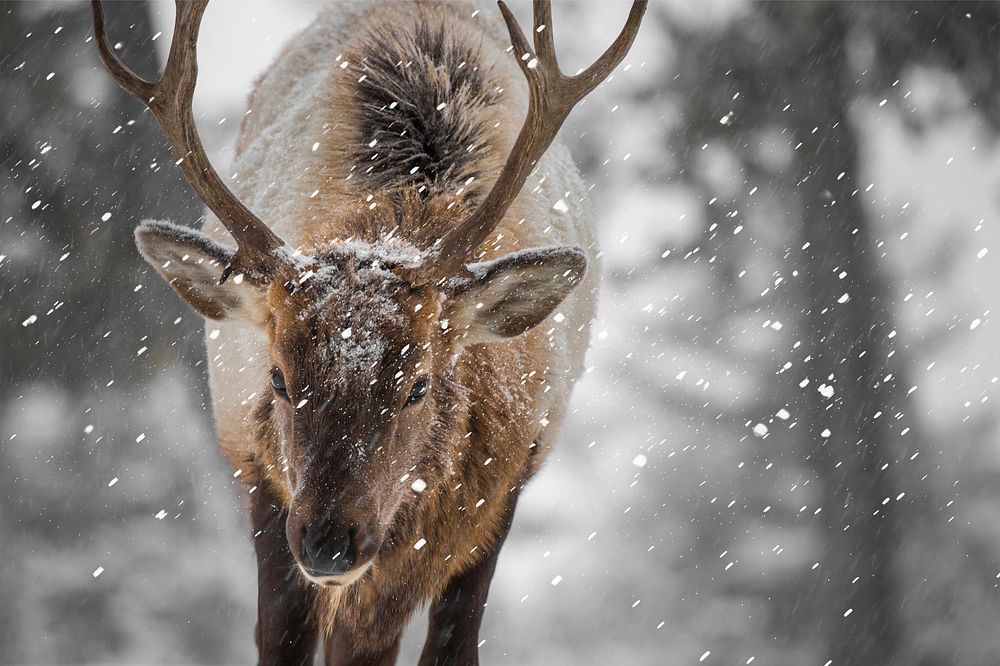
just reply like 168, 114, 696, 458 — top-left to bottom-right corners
230, 6, 584, 660
246, 224, 559, 656
132, 2, 611, 663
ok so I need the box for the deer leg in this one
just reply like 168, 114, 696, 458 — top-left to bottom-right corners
417, 487, 521, 666
251, 487, 320, 666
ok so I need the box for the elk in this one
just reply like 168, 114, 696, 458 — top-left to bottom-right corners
92, 0, 645, 663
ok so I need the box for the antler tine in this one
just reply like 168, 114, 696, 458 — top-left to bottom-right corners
91, 0, 286, 283
434, 0, 647, 277
91, 1, 156, 101
531, 0, 556, 66
570, 0, 647, 97
499, 2, 534, 72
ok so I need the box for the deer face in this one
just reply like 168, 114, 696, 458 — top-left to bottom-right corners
135, 221, 586, 585
263, 255, 442, 584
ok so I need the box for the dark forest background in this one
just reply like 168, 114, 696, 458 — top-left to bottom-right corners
2, 1, 999, 664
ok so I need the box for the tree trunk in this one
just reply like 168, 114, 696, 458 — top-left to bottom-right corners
786, 4, 904, 663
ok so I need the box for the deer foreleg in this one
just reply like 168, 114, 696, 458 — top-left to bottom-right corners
417, 488, 521, 666
251, 486, 320, 666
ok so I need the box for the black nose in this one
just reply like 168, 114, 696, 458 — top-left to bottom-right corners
300, 523, 355, 577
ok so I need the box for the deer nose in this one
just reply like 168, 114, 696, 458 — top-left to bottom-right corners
300, 523, 356, 578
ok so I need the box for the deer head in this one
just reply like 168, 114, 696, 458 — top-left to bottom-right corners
95, 0, 645, 584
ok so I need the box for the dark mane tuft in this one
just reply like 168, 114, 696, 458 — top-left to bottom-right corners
348, 14, 501, 199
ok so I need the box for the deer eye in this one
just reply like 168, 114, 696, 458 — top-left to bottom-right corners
405, 376, 430, 406
271, 369, 289, 400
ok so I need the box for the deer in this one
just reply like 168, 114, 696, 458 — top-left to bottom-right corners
91, 0, 645, 663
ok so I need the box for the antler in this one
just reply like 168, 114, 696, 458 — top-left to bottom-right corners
434, 0, 647, 276
91, 0, 286, 283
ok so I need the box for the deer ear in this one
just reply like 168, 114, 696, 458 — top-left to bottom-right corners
444, 246, 588, 346
134, 220, 266, 322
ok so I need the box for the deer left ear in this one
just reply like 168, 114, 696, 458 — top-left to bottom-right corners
444, 246, 588, 346
134, 220, 266, 322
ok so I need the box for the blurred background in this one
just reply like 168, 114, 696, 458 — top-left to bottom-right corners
2, 1, 999, 664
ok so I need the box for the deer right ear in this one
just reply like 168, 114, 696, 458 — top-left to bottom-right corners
134, 220, 266, 322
